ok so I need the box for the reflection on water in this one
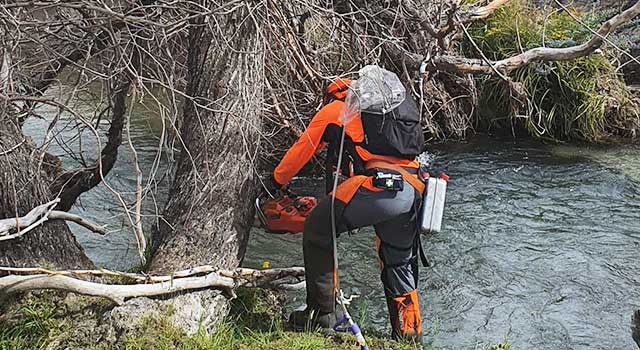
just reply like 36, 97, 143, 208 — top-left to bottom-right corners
245, 138, 640, 350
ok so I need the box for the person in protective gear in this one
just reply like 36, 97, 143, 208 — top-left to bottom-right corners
270, 78, 424, 343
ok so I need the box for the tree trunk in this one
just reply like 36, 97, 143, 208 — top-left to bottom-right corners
0, 112, 93, 269
149, 2, 263, 275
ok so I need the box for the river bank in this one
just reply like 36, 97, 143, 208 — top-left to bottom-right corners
1, 289, 461, 350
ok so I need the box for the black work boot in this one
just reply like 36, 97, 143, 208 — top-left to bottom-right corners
289, 308, 337, 331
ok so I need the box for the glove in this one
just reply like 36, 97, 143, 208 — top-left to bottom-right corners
263, 176, 297, 199
263, 176, 285, 198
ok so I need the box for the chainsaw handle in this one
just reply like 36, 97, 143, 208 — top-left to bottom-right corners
280, 185, 297, 199
255, 196, 268, 227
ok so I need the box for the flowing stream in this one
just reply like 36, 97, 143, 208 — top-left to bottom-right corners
23, 102, 172, 270
23, 110, 640, 349
246, 139, 640, 350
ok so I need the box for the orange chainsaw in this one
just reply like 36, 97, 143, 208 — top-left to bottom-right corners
255, 193, 317, 234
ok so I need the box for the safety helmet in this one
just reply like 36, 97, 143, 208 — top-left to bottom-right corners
323, 78, 352, 105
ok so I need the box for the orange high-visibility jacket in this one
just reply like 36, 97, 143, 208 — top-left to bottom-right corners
273, 100, 419, 186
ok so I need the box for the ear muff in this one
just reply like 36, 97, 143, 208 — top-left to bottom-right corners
323, 79, 352, 105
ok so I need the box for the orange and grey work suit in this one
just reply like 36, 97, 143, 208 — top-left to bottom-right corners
273, 92, 424, 340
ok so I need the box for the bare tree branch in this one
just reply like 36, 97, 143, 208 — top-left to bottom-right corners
0, 266, 305, 283
48, 211, 107, 235
0, 199, 59, 241
0, 198, 107, 241
0, 272, 234, 305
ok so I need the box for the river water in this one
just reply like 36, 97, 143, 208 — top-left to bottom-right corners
247, 139, 640, 350
23, 111, 640, 349
24, 102, 172, 270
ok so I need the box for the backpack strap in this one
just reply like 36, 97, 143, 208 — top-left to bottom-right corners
414, 233, 431, 268
323, 124, 366, 194
364, 160, 424, 194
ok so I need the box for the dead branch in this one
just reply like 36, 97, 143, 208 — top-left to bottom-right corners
252, 280, 306, 291
0, 199, 59, 241
48, 211, 107, 235
465, 0, 514, 21
0, 266, 162, 283
0, 273, 234, 305
0, 266, 305, 284
0, 198, 107, 240
0, 266, 305, 305
125, 94, 147, 262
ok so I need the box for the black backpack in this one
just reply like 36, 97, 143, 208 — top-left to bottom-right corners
360, 96, 424, 159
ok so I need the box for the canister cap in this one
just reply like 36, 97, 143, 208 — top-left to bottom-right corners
439, 173, 450, 181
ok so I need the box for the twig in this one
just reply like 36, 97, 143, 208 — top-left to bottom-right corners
0, 139, 25, 156
456, 14, 511, 82
125, 92, 147, 263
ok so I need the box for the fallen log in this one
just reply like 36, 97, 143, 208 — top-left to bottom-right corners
0, 266, 305, 305
0, 266, 305, 283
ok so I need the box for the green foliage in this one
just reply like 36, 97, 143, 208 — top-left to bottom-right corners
0, 294, 69, 350
124, 320, 415, 350
465, 0, 639, 140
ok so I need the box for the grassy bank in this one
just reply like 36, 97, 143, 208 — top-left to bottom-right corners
0, 289, 513, 350
465, 0, 640, 141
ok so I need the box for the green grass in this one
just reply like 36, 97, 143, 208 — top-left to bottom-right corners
0, 294, 70, 350
0, 289, 512, 350
465, 0, 639, 141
